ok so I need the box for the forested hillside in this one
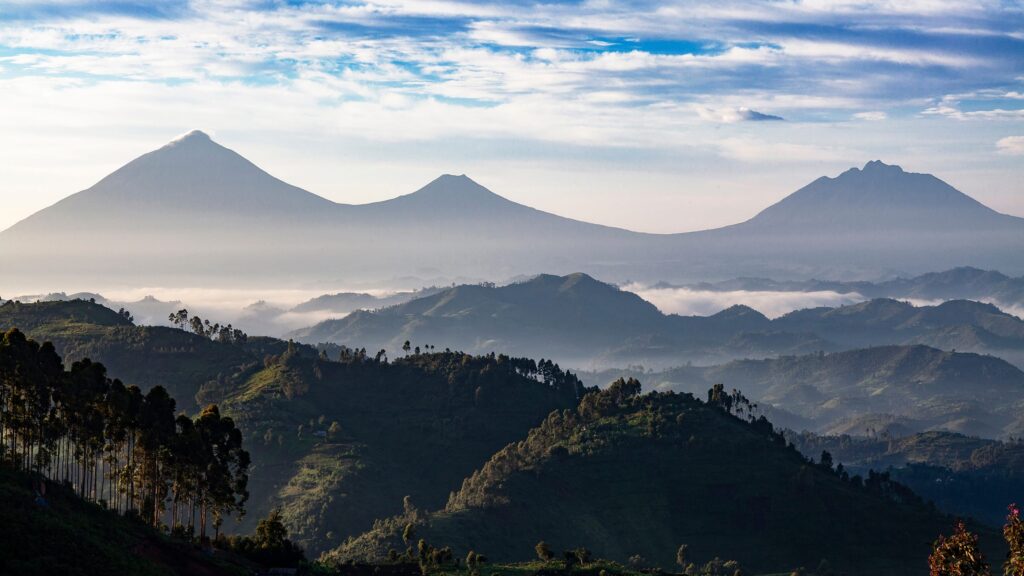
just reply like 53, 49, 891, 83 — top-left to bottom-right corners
201, 347, 586, 555
329, 381, 987, 575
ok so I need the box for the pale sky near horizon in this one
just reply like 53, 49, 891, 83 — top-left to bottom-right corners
1, 0, 1022, 234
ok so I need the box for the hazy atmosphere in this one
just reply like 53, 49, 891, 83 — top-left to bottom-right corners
3, 2, 1024, 576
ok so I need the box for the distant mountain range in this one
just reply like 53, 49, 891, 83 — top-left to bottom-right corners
291, 272, 1024, 369
1, 131, 1021, 287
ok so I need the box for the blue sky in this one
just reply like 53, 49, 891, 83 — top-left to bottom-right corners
0, 0, 1022, 232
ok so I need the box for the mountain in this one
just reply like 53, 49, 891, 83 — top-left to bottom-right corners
599, 345, 1024, 438
773, 298, 1024, 350
742, 161, 1022, 233
291, 273, 1024, 369
328, 383, 988, 575
1, 132, 1022, 287
288, 273, 827, 367
290, 287, 445, 315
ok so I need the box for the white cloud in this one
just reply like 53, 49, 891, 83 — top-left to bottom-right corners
623, 285, 866, 318
997, 136, 1024, 155
853, 111, 887, 121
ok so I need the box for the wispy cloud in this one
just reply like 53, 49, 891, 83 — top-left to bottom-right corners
997, 135, 1024, 155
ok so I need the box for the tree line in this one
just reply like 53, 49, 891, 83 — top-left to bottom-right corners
168, 309, 248, 344
0, 327, 250, 541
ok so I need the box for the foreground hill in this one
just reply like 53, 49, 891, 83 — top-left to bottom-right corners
788, 430, 1024, 527
200, 349, 585, 556
2, 132, 1022, 287
292, 274, 1024, 369
0, 465, 253, 576
329, 382, 986, 575
0, 299, 586, 556
591, 345, 1024, 439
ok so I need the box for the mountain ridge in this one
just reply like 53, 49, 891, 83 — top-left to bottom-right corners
291, 273, 1024, 369
3, 132, 1022, 285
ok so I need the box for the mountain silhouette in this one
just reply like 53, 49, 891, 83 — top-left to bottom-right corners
2, 132, 1021, 285
743, 160, 1019, 232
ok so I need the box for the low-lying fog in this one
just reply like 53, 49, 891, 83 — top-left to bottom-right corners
5, 280, 1022, 340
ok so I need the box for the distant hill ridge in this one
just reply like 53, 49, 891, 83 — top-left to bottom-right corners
2, 132, 1022, 284
290, 273, 1024, 368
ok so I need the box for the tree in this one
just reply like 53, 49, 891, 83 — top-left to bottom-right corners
535, 541, 553, 561
0, 328, 251, 537
169, 309, 189, 330
256, 509, 289, 549
929, 521, 990, 576
402, 340, 411, 354
677, 544, 690, 571
1006, 504, 1024, 576
819, 450, 834, 471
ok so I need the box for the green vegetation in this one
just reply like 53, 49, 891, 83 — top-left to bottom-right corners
0, 298, 300, 412
205, 345, 585, 555
927, 505, 1024, 576
0, 327, 250, 538
0, 462, 262, 576
788, 431, 1024, 526
8, 297, 1023, 574
329, 380, 980, 575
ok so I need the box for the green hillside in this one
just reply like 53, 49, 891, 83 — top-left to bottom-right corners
329, 382, 985, 575
203, 348, 585, 555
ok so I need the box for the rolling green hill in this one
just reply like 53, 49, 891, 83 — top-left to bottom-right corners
201, 348, 586, 556
329, 382, 987, 575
